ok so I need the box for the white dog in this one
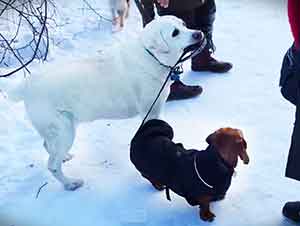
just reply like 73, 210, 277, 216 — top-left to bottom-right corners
110, 0, 130, 31
1, 16, 204, 190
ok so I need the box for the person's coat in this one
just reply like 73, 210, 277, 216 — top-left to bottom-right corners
280, 44, 300, 181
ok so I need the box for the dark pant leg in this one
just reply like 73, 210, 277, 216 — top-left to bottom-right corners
286, 79, 300, 181
140, 0, 155, 26
194, 0, 216, 50
193, 0, 216, 30
156, 0, 216, 36
156, 7, 196, 29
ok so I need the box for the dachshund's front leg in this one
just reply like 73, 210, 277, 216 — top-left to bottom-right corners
197, 195, 215, 222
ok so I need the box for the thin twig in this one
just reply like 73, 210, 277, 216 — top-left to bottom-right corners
36, 182, 48, 199
0, 33, 31, 74
82, 0, 112, 22
0, 0, 52, 77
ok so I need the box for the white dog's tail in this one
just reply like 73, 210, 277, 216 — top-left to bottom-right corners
0, 77, 25, 102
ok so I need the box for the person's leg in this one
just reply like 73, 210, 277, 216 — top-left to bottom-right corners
282, 47, 300, 222
285, 79, 300, 181
140, 0, 155, 26
156, 7, 196, 28
283, 110, 300, 222
191, 0, 232, 73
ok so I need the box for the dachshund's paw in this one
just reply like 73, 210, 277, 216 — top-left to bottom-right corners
200, 210, 216, 222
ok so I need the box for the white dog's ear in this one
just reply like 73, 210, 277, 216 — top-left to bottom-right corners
143, 30, 170, 55
141, 29, 171, 66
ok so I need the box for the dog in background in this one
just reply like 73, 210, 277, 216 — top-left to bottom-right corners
110, 0, 130, 31
130, 119, 250, 221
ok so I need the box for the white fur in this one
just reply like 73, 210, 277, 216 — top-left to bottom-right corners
4, 16, 200, 190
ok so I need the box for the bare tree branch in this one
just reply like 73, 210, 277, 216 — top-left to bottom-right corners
0, 0, 53, 77
82, 0, 112, 22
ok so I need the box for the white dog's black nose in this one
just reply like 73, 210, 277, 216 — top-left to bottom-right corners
192, 32, 203, 40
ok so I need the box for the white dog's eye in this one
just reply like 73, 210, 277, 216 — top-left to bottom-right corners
172, 28, 180, 37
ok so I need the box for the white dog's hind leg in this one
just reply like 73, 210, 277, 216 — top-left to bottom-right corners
43, 112, 83, 191
43, 142, 73, 163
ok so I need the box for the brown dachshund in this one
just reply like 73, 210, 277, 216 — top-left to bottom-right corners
130, 120, 250, 222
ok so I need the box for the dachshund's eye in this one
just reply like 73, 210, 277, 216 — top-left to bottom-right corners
172, 28, 180, 37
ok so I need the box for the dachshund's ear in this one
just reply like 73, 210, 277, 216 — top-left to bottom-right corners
206, 131, 225, 147
237, 129, 247, 149
236, 138, 249, 165
206, 132, 217, 145
241, 138, 247, 149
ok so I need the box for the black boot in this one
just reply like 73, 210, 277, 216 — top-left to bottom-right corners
167, 80, 203, 101
283, 202, 300, 222
191, 1, 232, 73
140, 0, 155, 27
191, 48, 233, 73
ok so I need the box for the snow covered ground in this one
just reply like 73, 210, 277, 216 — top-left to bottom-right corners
0, 0, 298, 225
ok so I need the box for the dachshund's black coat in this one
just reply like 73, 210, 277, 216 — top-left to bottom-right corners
130, 119, 234, 205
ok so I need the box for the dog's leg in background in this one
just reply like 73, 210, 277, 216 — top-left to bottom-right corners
109, 0, 118, 26
111, 9, 117, 26
125, 0, 130, 18
43, 112, 83, 191
114, 0, 128, 30
118, 10, 125, 28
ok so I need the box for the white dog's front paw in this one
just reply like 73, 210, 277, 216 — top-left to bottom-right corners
63, 153, 74, 163
64, 179, 84, 191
